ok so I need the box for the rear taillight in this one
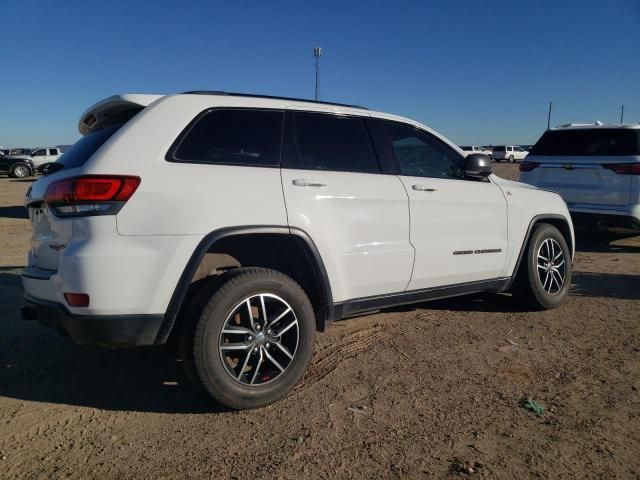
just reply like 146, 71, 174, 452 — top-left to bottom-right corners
602, 163, 640, 175
44, 175, 140, 217
519, 161, 540, 172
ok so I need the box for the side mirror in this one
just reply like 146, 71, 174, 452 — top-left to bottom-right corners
464, 153, 492, 179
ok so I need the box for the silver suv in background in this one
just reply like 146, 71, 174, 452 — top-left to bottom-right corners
520, 124, 640, 232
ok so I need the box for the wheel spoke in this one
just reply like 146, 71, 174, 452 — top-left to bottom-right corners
246, 300, 254, 326
263, 349, 285, 372
266, 307, 292, 330
537, 263, 546, 270
250, 349, 264, 385
277, 319, 298, 336
260, 294, 268, 327
537, 254, 549, 262
220, 343, 251, 351
553, 250, 563, 261
273, 341, 293, 360
554, 259, 565, 268
237, 350, 252, 380
543, 271, 551, 290
552, 269, 563, 288
222, 327, 253, 335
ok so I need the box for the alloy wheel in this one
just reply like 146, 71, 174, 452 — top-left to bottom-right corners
218, 293, 299, 386
536, 238, 566, 295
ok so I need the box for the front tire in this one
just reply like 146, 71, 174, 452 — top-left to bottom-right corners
11, 164, 30, 178
509, 155, 515, 163
512, 224, 571, 310
190, 268, 315, 409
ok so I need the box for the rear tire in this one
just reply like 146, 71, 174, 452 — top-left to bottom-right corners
509, 155, 515, 163
512, 223, 571, 310
190, 268, 315, 409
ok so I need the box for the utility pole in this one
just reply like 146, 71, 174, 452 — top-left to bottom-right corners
313, 46, 322, 101
620, 105, 624, 124
547, 101, 552, 129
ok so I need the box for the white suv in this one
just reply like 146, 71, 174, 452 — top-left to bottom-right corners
492, 145, 528, 162
520, 124, 640, 232
21, 92, 574, 409
12, 147, 62, 168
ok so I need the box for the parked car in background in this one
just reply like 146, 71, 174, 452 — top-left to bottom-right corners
11, 147, 62, 168
460, 146, 492, 158
21, 91, 574, 409
520, 124, 640, 233
492, 145, 528, 162
0, 153, 34, 178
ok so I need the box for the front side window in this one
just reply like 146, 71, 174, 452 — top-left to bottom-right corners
171, 109, 284, 167
376, 120, 465, 179
287, 112, 380, 173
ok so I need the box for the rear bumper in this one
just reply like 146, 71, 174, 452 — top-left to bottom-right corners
22, 294, 164, 346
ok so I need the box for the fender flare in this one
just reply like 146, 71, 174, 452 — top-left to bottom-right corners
505, 213, 574, 290
154, 225, 333, 344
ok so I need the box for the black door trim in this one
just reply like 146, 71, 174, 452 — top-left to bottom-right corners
330, 277, 511, 321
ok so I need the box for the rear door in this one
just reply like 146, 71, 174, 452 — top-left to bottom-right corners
524, 129, 639, 206
280, 110, 413, 302
374, 119, 508, 290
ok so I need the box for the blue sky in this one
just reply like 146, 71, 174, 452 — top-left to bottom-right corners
1, 0, 638, 147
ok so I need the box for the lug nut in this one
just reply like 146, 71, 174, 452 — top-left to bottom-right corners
247, 335, 253, 342
253, 347, 259, 354
255, 324, 261, 331
265, 343, 270, 349
266, 329, 272, 335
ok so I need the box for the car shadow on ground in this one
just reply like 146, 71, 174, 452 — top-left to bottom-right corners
8, 178, 36, 183
0, 206, 28, 219
0, 267, 227, 414
575, 231, 640, 253
385, 292, 525, 314
571, 271, 640, 301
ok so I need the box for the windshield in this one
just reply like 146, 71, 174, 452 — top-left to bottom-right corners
57, 126, 121, 169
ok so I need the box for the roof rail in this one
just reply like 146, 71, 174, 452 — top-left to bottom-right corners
181, 90, 369, 110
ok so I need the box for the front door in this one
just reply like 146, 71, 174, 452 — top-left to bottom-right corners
374, 119, 508, 290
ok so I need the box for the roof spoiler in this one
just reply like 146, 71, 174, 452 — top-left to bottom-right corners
78, 94, 163, 135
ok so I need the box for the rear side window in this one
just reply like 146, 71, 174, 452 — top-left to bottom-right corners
286, 112, 380, 173
493, 146, 506, 152
530, 129, 640, 156
57, 126, 120, 169
171, 109, 284, 167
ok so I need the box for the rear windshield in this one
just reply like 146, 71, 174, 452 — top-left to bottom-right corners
57, 126, 120, 169
493, 146, 506, 152
530, 129, 640, 156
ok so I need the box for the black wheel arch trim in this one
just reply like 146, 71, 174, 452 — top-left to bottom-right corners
505, 213, 573, 290
155, 225, 333, 344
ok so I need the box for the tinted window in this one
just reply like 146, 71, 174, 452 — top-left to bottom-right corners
460, 146, 472, 151
493, 146, 506, 152
377, 120, 464, 179
173, 109, 284, 166
530, 129, 640, 156
288, 112, 379, 173
32, 149, 46, 156
57, 126, 121, 169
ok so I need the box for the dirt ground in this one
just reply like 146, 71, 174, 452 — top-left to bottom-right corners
1, 165, 639, 479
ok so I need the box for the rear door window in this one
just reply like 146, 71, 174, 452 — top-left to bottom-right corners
285, 112, 380, 173
530, 129, 640, 156
170, 109, 284, 167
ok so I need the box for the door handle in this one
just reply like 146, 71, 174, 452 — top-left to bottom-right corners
412, 185, 436, 192
292, 179, 327, 188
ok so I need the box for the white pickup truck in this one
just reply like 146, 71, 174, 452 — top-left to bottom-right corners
11, 147, 62, 169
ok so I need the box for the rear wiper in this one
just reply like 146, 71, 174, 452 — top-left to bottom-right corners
41, 162, 64, 175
